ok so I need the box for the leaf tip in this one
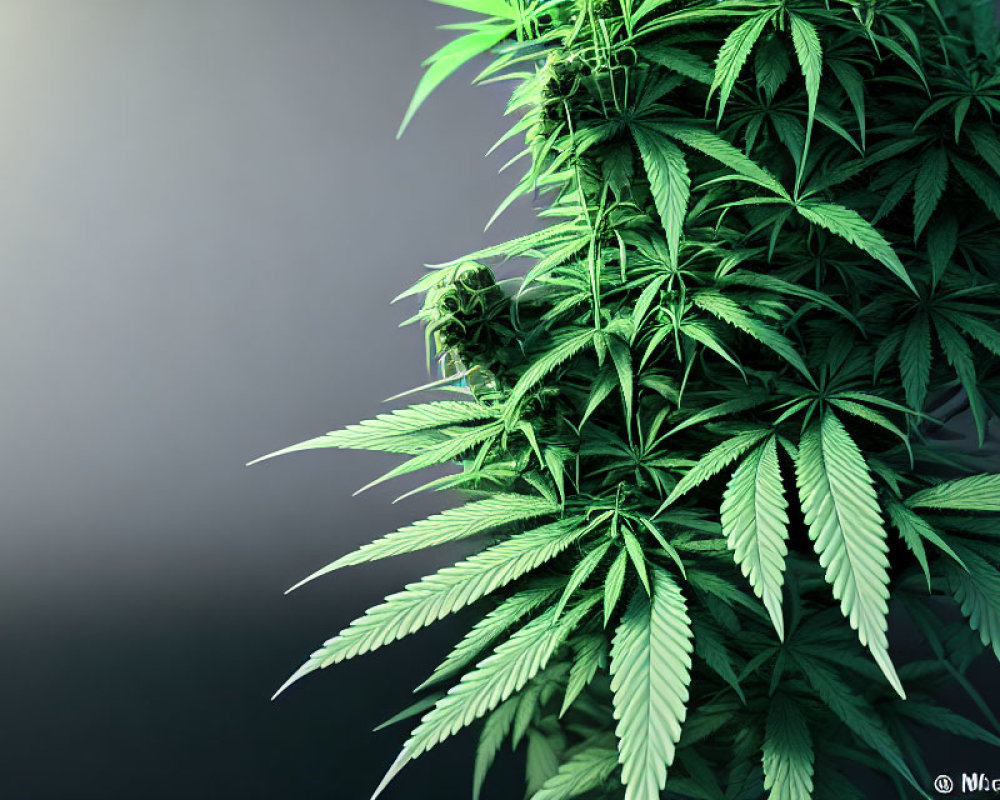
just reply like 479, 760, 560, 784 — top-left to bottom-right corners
371, 748, 411, 800
271, 661, 317, 701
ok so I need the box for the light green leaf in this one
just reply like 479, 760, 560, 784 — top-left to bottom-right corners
354, 419, 504, 494
561, 634, 607, 717
795, 411, 904, 698
763, 694, 815, 800
604, 548, 629, 626
553, 541, 613, 623
274, 521, 583, 697
398, 24, 514, 137
473, 699, 518, 800
611, 568, 693, 800
373, 692, 446, 733
720, 437, 790, 640
531, 746, 620, 800
432, 0, 519, 18
246, 401, 498, 463
907, 473, 1000, 512
420, 581, 562, 691
377, 594, 602, 795
622, 527, 651, 595
294, 494, 559, 589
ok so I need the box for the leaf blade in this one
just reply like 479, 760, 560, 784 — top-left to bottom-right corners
795, 411, 903, 697
611, 568, 693, 800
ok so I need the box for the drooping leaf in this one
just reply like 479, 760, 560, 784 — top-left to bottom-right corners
797, 656, 923, 794
663, 124, 787, 196
795, 411, 904, 698
432, 0, 519, 19
376, 594, 602, 796
694, 291, 811, 380
525, 729, 563, 798
885, 499, 965, 590
720, 436, 790, 640
610, 568, 693, 800
952, 156, 1000, 220
602, 143, 636, 200
894, 700, 1000, 748
553, 540, 613, 623
935, 317, 989, 444
645, 43, 715, 84
622, 527, 651, 595
531, 746, 621, 800
353, 420, 505, 494
692, 621, 746, 702
604, 548, 629, 627
607, 334, 636, 423
788, 13, 822, 190
763, 694, 815, 800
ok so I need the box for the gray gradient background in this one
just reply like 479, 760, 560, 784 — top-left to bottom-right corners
0, 2, 996, 799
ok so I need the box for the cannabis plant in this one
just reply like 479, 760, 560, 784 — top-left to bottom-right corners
253, 0, 1000, 797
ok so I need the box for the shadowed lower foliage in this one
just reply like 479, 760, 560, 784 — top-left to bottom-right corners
253, 1, 1000, 798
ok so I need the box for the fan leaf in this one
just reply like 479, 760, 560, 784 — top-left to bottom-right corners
795, 411, 903, 698
721, 436, 790, 640
610, 568, 693, 800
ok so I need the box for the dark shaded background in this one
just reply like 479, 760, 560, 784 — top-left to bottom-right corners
0, 2, 997, 799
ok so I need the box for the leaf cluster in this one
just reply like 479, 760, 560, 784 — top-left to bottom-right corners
255, 0, 1000, 798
